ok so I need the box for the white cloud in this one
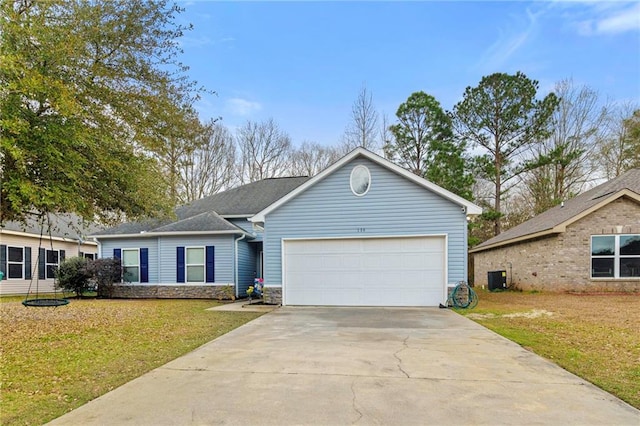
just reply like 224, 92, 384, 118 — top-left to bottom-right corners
179, 36, 235, 48
226, 98, 262, 116
562, 2, 640, 35
179, 36, 214, 47
477, 7, 543, 71
595, 3, 640, 34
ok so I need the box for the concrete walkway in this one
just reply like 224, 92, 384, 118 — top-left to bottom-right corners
49, 307, 639, 425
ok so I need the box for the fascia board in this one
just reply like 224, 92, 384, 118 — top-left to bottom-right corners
0, 229, 98, 244
90, 230, 251, 239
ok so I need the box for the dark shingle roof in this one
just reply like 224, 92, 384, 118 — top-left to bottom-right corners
176, 177, 309, 218
152, 211, 242, 233
473, 168, 640, 251
97, 176, 309, 236
2, 213, 103, 240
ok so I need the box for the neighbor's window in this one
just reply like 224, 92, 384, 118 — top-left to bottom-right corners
186, 247, 205, 283
45, 249, 59, 279
620, 235, 640, 278
122, 249, 140, 283
350, 165, 371, 196
8, 246, 24, 279
591, 235, 640, 279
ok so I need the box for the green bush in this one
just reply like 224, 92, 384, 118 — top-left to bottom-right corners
55, 257, 92, 298
85, 258, 121, 298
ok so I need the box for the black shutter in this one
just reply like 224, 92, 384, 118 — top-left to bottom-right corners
24, 247, 32, 280
38, 248, 46, 280
0, 245, 6, 280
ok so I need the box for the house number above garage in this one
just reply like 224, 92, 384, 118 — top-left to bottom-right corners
350, 165, 371, 196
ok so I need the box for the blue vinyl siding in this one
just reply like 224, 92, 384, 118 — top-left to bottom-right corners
99, 235, 236, 286
229, 219, 263, 241
263, 157, 469, 286
100, 238, 159, 283
157, 236, 235, 284
237, 240, 257, 296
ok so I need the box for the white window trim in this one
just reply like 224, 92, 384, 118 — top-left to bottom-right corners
350, 165, 371, 197
185, 246, 206, 283
591, 234, 640, 279
45, 249, 60, 280
122, 248, 140, 283
7, 246, 25, 280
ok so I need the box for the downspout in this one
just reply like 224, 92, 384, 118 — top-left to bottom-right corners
234, 234, 246, 299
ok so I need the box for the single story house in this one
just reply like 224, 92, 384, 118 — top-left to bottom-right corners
471, 168, 640, 292
0, 214, 100, 295
92, 148, 482, 306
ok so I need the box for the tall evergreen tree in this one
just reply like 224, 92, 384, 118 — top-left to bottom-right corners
453, 72, 559, 236
384, 91, 473, 200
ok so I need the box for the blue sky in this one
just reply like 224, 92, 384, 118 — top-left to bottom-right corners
177, 1, 640, 147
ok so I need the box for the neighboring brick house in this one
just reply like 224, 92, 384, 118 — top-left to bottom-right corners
471, 169, 640, 293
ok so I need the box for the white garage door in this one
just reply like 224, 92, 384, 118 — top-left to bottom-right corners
283, 236, 446, 306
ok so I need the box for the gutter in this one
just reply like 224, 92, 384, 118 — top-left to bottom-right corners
90, 230, 252, 239
1, 229, 98, 244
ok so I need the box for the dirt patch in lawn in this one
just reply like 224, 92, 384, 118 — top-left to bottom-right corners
459, 290, 640, 409
467, 309, 553, 320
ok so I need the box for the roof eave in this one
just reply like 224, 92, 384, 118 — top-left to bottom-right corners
469, 228, 558, 253
1, 229, 99, 244
91, 230, 251, 239
251, 147, 482, 222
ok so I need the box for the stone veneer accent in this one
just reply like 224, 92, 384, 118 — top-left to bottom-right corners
263, 286, 282, 305
101, 285, 236, 300
473, 197, 640, 293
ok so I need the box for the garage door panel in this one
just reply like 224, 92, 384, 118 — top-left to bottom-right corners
284, 236, 446, 307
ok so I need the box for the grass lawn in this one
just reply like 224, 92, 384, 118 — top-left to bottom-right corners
1, 297, 263, 426
458, 290, 640, 409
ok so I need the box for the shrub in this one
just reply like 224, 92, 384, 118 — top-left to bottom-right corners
85, 258, 121, 298
56, 257, 92, 298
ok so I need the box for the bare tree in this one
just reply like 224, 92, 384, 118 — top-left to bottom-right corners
342, 85, 379, 152
597, 103, 640, 179
521, 79, 607, 214
237, 119, 292, 183
289, 142, 341, 177
178, 121, 237, 204
379, 112, 393, 154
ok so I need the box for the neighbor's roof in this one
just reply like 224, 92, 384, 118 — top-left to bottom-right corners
1, 213, 102, 241
95, 177, 309, 237
471, 168, 640, 253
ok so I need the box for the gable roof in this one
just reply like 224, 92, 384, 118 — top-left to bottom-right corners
1, 213, 102, 242
94, 176, 309, 237
471, 168, 640, 253
250, 147, 482, 223
176, 176, 309, 218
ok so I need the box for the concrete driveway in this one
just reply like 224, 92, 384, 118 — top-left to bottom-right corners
49, 307, 639, 425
